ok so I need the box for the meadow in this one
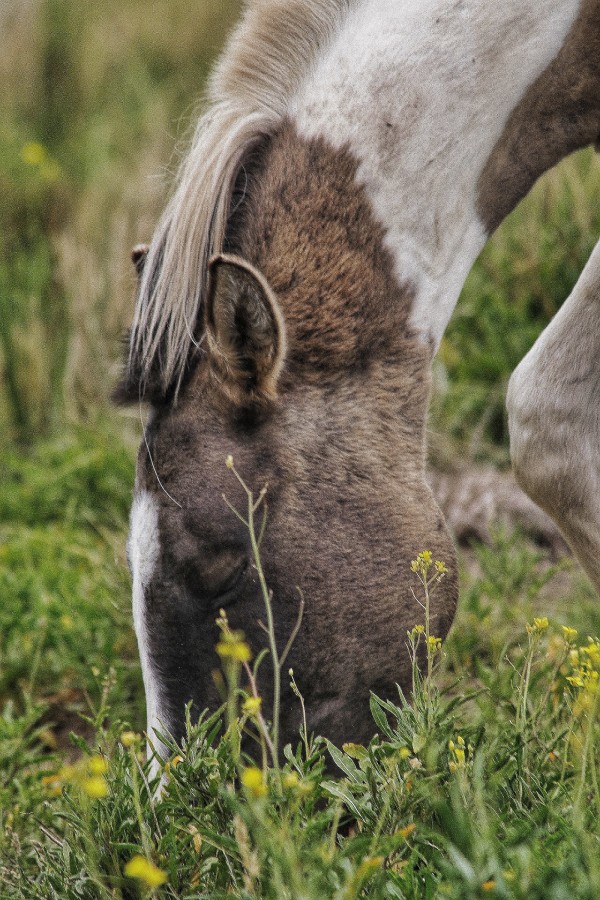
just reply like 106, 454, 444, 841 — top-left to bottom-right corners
1, 1, 600, 897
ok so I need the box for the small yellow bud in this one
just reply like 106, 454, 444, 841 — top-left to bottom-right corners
226, 454, 234, 469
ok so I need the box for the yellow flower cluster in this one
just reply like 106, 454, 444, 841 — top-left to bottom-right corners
42, 754, 109, 799
216, 631, 252, 663
561, 626, 578, 643
427, 636, 442, 654
410, 550, 448, 578
242, 696, 262, 717
124, 855, 167, 888
241, 766, 268, 799
566, 638, 600, 699
448, 735, 470, 774
526, 617, 549, 635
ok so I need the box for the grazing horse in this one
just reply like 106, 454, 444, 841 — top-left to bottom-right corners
117, 0, 600, 758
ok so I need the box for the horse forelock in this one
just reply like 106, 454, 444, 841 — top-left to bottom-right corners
130, 0, 362, 399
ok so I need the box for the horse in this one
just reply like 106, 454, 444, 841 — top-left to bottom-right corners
116, 0, 600, 760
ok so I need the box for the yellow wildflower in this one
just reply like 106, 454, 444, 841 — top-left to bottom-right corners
427, 635, 442, 653
21, 142, 46, 166
408, 624, 424, 639
88, 755, 108, 776
241, 766, 267, 799
527, 617, 549, 635
216, 638, 252, 663
120, 731, 140, 748
283, 772, 300, 790
124, 855, 168, 888
81, 776, 109, 799
242, 696, 262, 716
411, 550, 433, 576
399, 747, 411, 760
482, 880, 496, 892
448, 735, 467, 771
562, 626, 578, 643
41, 774, 62, 797
50, 755, 109, 799
398, 823, 416, 840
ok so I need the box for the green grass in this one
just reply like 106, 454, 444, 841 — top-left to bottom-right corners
0, 427, 140, 729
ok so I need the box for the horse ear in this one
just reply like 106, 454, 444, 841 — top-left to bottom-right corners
112, 244, 165, 406
206, 254, 286, 404
131, 244, 149, 277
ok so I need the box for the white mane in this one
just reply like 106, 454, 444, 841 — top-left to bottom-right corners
131, 0, 358, 394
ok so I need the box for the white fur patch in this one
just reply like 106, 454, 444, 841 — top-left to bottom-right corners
292, 0, 580, 348
507, 237, 600, 591
127, 490, 167, 763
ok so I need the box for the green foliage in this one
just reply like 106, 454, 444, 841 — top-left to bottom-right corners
2, 584, 600, 898
431, 150, 600, 464
0, 427, 139, 720
0, 122, 71, 440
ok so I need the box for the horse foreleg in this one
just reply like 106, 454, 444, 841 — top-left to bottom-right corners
507, 237, 600, 592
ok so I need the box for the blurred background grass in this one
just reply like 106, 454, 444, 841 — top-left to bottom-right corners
0, 0, 242, 443
0, 0, 599, 728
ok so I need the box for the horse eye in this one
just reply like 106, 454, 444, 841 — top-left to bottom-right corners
210, 559, 249, 609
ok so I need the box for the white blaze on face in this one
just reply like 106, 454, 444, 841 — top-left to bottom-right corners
127, 489, 166, 763
292, 0, 581, 348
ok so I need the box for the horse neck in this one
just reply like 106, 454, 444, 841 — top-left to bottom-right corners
282, 0, 599, 350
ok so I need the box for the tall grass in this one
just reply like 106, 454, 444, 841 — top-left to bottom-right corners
0, 0, 241, 442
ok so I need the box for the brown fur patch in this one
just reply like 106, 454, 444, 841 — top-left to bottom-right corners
227, 121, 424, 382
478, 0, 600, 233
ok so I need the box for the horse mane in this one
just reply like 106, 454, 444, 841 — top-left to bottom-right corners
130, 0, 358, 396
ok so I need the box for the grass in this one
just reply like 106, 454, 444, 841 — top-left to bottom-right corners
1, 0, 600, 896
